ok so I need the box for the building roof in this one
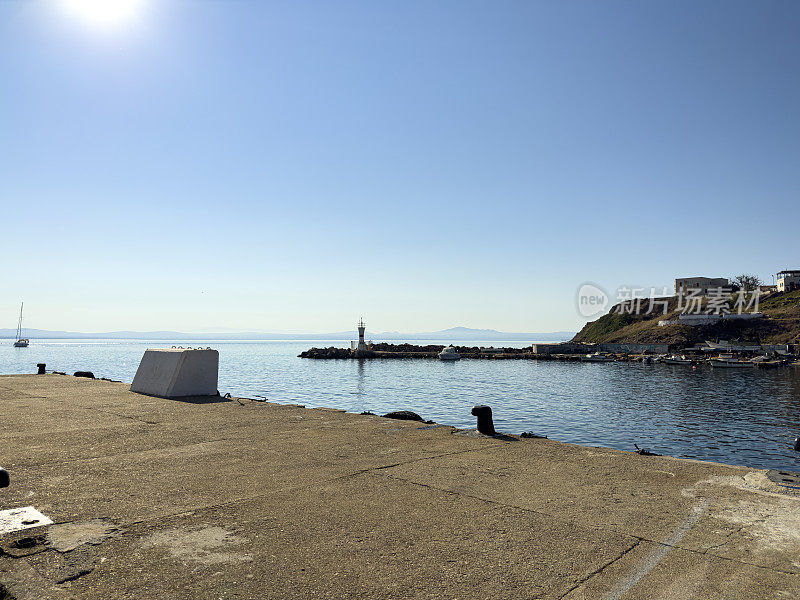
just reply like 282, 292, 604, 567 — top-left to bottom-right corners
675, 276, 728, 282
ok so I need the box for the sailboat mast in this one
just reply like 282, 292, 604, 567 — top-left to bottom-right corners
17, 302, 23, 339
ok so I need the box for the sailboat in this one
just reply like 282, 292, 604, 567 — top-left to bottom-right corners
13, 303, 29, 347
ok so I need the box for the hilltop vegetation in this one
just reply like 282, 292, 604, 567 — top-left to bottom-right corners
572, 290, 800, 346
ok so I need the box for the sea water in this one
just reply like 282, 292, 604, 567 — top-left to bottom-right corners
2, 339, 799, 472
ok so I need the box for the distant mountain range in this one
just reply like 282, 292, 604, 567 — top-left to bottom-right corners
0, 326, 574, 342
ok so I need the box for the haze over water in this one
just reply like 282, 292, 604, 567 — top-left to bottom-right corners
3, 339, 799, 473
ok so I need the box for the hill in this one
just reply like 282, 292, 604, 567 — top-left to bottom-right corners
572, 290, 800, 346
0, 326, 574, 342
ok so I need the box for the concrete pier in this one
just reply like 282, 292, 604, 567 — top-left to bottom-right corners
1, 374, 799, 599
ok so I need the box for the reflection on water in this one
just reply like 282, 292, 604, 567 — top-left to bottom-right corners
2, 339, 800, 471
354, 358, 366, 404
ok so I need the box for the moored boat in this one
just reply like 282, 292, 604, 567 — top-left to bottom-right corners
754, 360, 783, 368
709, 355, 755, 368
751, 356, 784, 368
13, 303, 29, 348
663, 355, 693, 365
581, 352, 615, 363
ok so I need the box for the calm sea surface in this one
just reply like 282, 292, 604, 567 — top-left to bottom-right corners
3, 339, 800, 472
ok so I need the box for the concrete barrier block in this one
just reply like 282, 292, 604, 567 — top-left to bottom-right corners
131, 349, 218, 398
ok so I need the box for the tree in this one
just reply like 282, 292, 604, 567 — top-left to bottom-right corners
730, 274, 763, 292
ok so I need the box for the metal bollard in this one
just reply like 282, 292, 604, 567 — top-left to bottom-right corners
794, 437, 800, 452
471, 405, 496, 436
37, 363, 46, 375
0, 467, 9, 488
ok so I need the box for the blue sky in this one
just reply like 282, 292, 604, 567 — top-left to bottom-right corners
2, 0, 799, 333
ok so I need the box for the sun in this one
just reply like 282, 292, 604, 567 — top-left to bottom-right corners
62, 0, 145, 26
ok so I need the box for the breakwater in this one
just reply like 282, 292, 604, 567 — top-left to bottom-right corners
1, 374, 799, 599
299, 342, 670, 361
299, 343, 536, 359
300, 342, 800, 365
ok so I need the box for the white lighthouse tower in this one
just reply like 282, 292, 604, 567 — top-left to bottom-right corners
356, 318, 368, 356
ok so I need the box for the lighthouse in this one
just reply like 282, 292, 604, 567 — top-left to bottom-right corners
356, 318, 368, 356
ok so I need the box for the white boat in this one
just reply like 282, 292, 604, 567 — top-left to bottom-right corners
438, 346, 460, 361
13, 303, 29, 348
709, 355, 754, 368
581, 352, 614, 363
663, 355, 693, 365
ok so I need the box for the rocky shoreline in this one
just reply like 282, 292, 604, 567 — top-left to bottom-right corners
298, 343, 800, 366
298, 343, 532, 359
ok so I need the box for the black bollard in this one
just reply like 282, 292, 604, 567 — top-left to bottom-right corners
37, 363, 46, 375
471, 405, 496, 436
794, 437, 800, 452
0, 467, 9, 488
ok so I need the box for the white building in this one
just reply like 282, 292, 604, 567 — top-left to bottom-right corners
777, 270, 800, 292
674, 277, 730, 296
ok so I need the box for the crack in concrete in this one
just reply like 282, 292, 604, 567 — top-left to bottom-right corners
58, 403, 160, 426
331, 447, 492, 481
557, 539, 642, 600
384, 474, 800, 577
387, 472, 558, 512
702, 525, 746, 553
28, 392, 161, 427
91, 410, 159, 426
7, 437, 234, 471
117, 446, 496, 531
600, 500, 710, 600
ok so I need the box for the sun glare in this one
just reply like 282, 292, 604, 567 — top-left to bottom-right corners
62, 0, 144, 26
